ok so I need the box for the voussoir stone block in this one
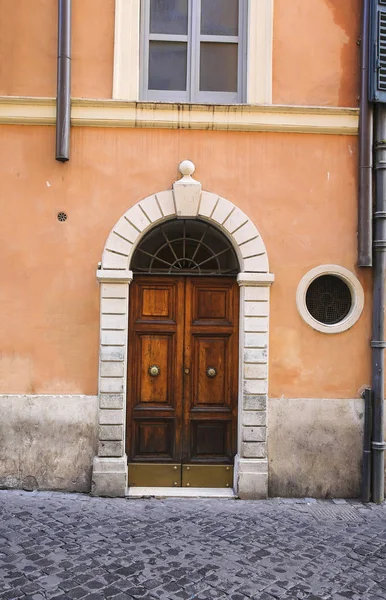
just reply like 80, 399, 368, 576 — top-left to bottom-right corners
155, 190, 176, 217
126, 204, 150, 232
105, 233, 133, 256
140, 195, 163, 223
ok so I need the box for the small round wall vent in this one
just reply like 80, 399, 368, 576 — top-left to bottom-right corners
296, 265, 364, 334
57, 212, 68, 222
305, 275, 351, 325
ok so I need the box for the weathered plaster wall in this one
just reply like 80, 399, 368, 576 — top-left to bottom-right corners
0, 395, 98, 492
0, 0, 114, 99
268, 398, 365, 498
0, 0, 360, 107
0, 125, 371, 398
273, 0, 361, 107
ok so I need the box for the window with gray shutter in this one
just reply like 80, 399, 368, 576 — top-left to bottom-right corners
141, 0, 247, 103
370, 0, 386, 102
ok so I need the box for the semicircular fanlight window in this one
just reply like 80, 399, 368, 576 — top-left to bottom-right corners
131, 219, 239, 275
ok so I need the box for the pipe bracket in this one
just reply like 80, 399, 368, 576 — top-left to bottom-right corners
371, 341, 386, 348
372, 441, 386, 451
373, 240, 386, 249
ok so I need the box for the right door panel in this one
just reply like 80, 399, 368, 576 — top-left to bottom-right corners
183, 277, 239, 465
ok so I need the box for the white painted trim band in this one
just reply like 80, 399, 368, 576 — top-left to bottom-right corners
0, 97, 359, 135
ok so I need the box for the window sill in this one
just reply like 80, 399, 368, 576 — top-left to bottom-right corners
0, 96, 359, 135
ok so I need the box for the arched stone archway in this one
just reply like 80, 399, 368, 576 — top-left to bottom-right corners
92, 162, 274, 499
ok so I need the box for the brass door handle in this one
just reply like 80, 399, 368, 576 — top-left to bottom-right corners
184, 368, 190, 375
148, 365, 160, 377
206, 366, 217, 378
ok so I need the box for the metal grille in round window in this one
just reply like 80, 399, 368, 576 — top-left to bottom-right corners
131, 219, 239, 275
305, 275, 352, 325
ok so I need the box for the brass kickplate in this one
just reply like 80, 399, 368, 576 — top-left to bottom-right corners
182, 465, 233, 488
128, 463, 181, 487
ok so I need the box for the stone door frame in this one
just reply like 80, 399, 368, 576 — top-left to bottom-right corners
92, 161, 274, 498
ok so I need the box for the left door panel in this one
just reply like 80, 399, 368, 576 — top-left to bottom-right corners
127, 277, 185, 464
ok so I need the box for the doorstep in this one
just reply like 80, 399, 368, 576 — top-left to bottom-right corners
126, 487, 237, 499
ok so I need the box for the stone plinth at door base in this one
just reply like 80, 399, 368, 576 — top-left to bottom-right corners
91, 456, 127, 497
235, 456, 268, 499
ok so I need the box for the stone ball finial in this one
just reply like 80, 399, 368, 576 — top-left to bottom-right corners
179, 160, 195, 177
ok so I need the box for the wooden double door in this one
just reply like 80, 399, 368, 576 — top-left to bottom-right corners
126, 275, 239, 488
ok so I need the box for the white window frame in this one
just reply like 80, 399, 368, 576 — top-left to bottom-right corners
113, 0, 273, 105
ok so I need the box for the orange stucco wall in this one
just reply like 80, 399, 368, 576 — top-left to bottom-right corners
0, 125, 371, 398
0, 0, 114, 99
273, 0, 361, 107
0, 0, 360, 108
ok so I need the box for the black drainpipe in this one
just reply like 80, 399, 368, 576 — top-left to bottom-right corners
56, 0, 71, 162
361, 387, 372, 502
371, 102, 386, 504
358, 0, 373, 267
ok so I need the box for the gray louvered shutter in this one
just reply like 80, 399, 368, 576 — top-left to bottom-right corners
370, 0, 386, 102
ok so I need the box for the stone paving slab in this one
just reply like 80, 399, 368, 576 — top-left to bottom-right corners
1, 491, 386, 599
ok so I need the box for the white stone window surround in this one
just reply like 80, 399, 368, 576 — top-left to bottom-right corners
113, 0, 274, 105
91, 161, 274, 499
296, 265, 364, 334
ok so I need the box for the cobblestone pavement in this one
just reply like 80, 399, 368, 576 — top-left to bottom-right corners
1, 492, 386, 600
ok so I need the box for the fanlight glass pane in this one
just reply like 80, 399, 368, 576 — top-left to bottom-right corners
201, 0, 239, 36
131, 219, 239, 275
150, 0, 188, 35
149, 41, 187, 90
200, 43, 238, 92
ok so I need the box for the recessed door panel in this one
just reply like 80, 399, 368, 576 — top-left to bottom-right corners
192, 282, 235, 325
134, 420, 175, 460
137, 333, 174, 405
192, 335, 230, 407
136, 282, 178, 323
190, 420, 230, 459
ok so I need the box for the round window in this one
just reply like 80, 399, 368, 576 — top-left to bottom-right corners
305, 275, 352, 325
296, 265, 364, 334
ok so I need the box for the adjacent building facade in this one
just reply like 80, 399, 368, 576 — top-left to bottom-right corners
0, 0, 371, 498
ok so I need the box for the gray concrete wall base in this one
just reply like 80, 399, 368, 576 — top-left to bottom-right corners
235, 455, 268, 499
91, 456, 127, 497
268, 397, 365, 498
0, 395, 98, 493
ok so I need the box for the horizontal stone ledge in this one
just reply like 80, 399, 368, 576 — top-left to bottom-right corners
237, 273, 275, 286
97, 269, 133, 283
